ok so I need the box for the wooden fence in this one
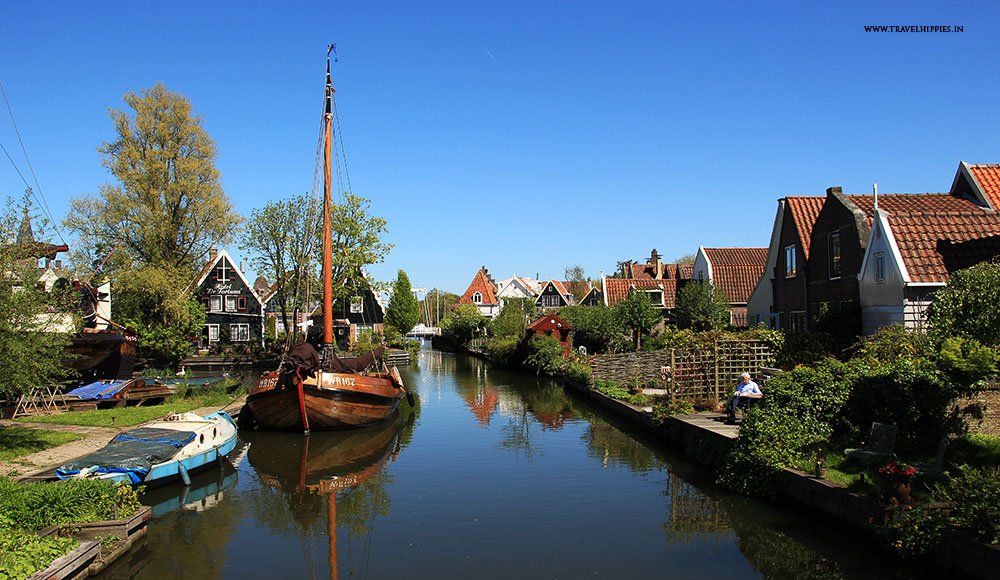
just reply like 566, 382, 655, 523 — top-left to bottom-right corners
591, 339, 773, 403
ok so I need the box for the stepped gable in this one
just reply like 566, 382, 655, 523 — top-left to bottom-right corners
702, 247, 768, 304
785, 196, 825, 259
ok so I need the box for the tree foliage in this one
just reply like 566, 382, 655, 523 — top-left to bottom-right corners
613, 290, 660, 350
115, 266, 206, 367
490, 298, 536, 339
558, 305, 622, 354
675, 281, 731, 331
0, 198, 74, 399
420, 289, 459, 326
325, 194, 393, 302
64, 83, 240, 273
239, 193, 315, 336
524, 334, 566, 376
385, 270, 420, 336
564, 264, 588, 302
440, 303, 486, 346
926, 260, 1000, 347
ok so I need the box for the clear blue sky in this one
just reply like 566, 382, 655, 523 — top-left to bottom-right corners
2, 1, 997, 295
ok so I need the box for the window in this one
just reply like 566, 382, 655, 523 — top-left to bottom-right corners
472, 291, 482, 304
230, 323, 249, 342
209, 296, 222, 312
350, 296, 364, 314
647, 291, 663, 306
784, 245, 797, 277
225, 295, 238, 312
541, 294, 561, 308
828, 231, 841, 279
237, 296, 247, 311
206, 324, 219, 343
789, 312, 806, 332
698, 271, 704, 282
214, 261, 233, 282
875, 253, 886, 283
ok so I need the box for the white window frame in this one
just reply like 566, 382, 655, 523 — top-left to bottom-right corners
472, 291, 482, 304
225, 295, 238, 312
350, 296, 364, 314
209, 296, 222, 312
206, 324, 219, 343
784, 245, 797, 278
230, 323, 249, 342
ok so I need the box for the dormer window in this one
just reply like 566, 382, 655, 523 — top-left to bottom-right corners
472, 291, 482, 304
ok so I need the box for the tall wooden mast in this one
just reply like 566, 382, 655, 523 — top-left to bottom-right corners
322, 46, 336, 364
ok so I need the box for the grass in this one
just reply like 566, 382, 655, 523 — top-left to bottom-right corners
0, 428, 84, 462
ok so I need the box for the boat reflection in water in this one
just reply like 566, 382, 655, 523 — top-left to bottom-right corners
141, 458, 239, 517
244, 410, 411, 579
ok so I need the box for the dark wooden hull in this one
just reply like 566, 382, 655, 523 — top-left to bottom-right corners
246, 369, 405, 430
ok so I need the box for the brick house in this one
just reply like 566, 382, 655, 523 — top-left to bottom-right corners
692, 246, 769, 328
749, 196, 825, 330
458, 267, 501, 319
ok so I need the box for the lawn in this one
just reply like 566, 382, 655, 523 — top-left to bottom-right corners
0, 428, 84, 462
14, 392, 238, 429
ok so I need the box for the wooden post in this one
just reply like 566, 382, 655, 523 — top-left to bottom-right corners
713, 341, 720, 403
670, 349, 676, 402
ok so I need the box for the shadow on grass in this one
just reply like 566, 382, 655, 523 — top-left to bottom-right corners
0, 427, 82, 462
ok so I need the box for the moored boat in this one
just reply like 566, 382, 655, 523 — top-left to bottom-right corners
56, 410, 238, 486
244, 46, 409, 431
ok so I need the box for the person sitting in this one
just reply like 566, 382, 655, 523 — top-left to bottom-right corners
729, 372, 762, 422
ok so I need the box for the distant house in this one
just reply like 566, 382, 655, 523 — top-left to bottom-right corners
604, 248, 693, 322
692, 246, 768, 328
495, 274, 541, 307
578, 285, 603, 306
191, 248, 265, 348
330, 284, 385, 351
458, 266, 501, 319
536, 280, 573, 310
749, 195, 825, 330
856, 164, 1000, 334
526, 313, 574, 357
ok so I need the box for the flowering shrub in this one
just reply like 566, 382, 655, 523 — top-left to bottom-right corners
877, 506, 949, 560
878, 461, 916, 484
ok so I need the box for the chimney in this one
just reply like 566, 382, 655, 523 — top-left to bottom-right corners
240, 261, 246, 273
826, 186, 843, 196
54, 260, 62, 270
209, 246, 218, 260
652, 249, 662, 280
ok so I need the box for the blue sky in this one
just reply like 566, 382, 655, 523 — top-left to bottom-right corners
2, 1, 997, 295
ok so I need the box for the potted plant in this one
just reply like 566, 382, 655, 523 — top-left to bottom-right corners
814, 452, 828, 479
878, 460, 916, 505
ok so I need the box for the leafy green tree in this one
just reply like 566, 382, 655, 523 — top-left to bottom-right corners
614, 290, 660, 351
926, 260, 1000, 347
490, 298, 536, 339
239, 193, 315, 336
115, 266, 206, 367
326, 194, 393, 303
675, 281, 731, 331
385, 270, 420, 336
64, 83, 240, 273
440, 303, 486, 346
524, 334, 566, 376
0, 200, 72, 399
558, 304, 622, 354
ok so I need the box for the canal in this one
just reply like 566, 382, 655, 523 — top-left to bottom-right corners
98, 347, 935, 579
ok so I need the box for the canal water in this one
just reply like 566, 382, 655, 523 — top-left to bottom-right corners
98, 347, 934, 579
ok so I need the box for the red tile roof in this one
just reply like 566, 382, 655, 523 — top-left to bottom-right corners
849, 193, 979, 217
784, 196, 825, 259
969, 164, 1000, 210
526, 313, 573, 332
626, 261, 690, 280
458, 268, 498, 305
603, 278, 678, 308
884, 211, 1000, 283
703, 247, 768, 304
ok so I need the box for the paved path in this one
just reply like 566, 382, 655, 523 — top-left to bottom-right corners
673, 411, 741, 439
0, 398, 245, 479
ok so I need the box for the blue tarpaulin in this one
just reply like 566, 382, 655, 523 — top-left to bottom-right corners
64, 379, 135, 400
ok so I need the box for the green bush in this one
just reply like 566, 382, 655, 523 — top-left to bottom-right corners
0, 477, 141, 532
564, 361, 591, 386
594, 379, 629, 400
718, 407, 818, 496
934, 464, 1000, 544
524, 334, 566, 376
485, 337, 520, 368
877, 506, 949, 560
0, 527, 78, 580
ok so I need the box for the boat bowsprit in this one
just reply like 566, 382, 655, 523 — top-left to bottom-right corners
56, 411, 238, 486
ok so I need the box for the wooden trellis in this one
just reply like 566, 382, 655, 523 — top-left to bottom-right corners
12, 386, 65, 418
663, 339, 773, 403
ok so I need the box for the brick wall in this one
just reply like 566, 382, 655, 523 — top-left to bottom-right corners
953, 382, 1000, 436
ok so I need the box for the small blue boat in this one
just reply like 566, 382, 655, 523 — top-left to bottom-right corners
56, 411, 238, 486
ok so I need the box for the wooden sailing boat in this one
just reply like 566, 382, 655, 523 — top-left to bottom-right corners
245, 46, 409, 431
